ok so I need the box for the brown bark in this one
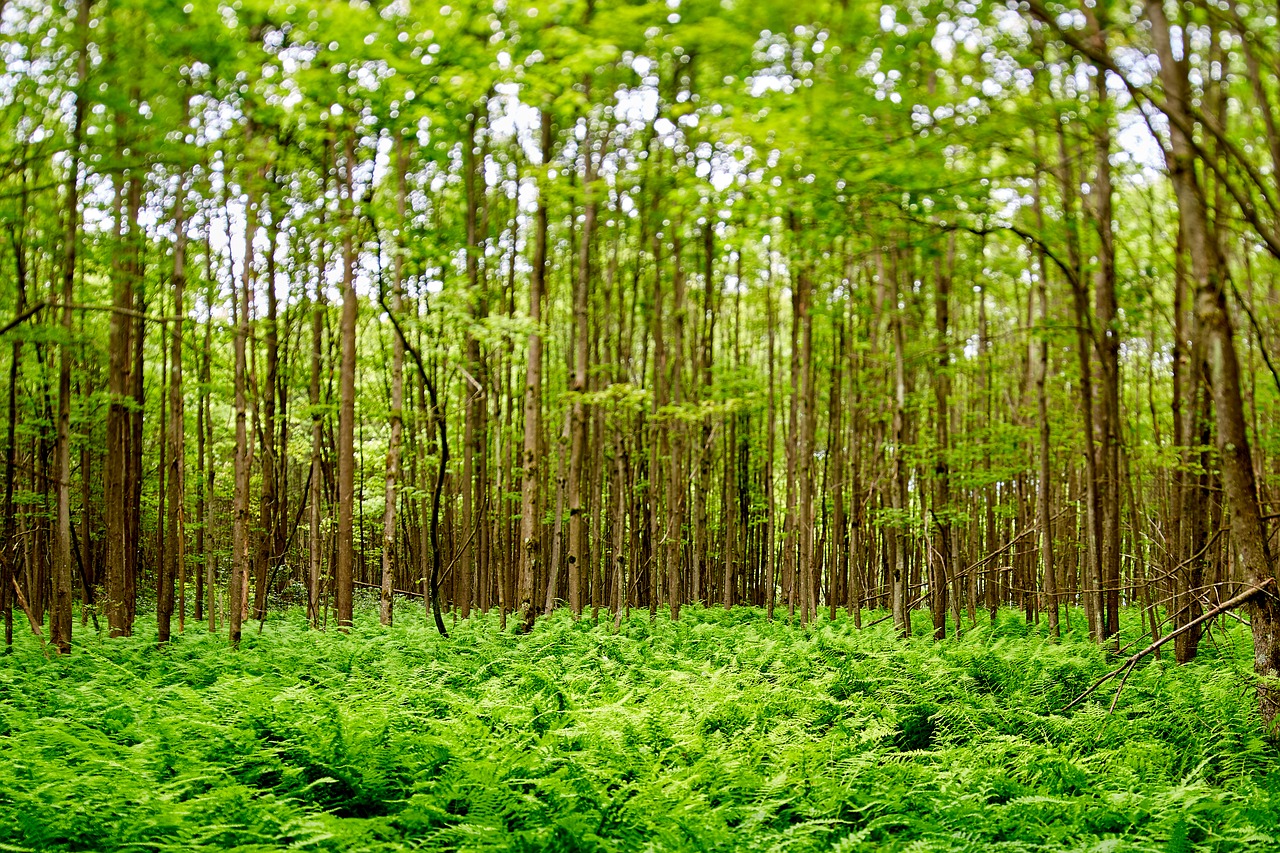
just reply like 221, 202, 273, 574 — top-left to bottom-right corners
253, 199, 281, 622
886, 248, 910, 638
930, 241, 953, 640
1030, 149, 1059, 638
52, 0, 91, 653
230, 173, 257, 647
335, 130, 358, 630
460, 112, 485, 622
1145, 0, 1280, 725
665, 230, 687, 621
381, 139, 409, 627
567, 107, 595, 618
159, 97, 188, 644
765, 253, 777, 620
202, 284, 215, 631
1085, 9, 1122, 642
521, 112, 551, 622
1056, 122, 1105, 643
105, 161, 139, 638
829, 307, 846, 621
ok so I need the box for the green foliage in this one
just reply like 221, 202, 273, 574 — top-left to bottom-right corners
1, 605, 1277, 851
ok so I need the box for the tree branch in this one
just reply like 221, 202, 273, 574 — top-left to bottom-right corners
1063, 579, 1275, 712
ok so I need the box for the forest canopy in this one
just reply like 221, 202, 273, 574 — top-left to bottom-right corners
3, 0, 1280, 725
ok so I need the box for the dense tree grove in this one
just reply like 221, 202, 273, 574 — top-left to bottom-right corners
3, 0, 1280, 722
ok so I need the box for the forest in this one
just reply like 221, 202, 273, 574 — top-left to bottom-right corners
3, 0, 1280, 848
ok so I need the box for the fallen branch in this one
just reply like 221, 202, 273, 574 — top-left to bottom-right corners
10, 576, 42, 638
353, 578, 424, 599
1063, 579, 1274, 713
866, 593, 928, 628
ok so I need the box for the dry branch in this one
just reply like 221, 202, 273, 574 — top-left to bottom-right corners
1063, 579, 1275, 712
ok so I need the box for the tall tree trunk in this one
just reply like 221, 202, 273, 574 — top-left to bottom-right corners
1145, 0, 1280, 725
381, 140, 408, 627
765, 254, 777, 620
649, 209, 668, 618
1087, 8, 1122, 642
307, 157, 329, 629
195, 302, 205, 626
1, 245, 24, 649
1057, 124, 1105, 643
930, 241, 953, 640
52, 0, 91, 653
829, 307, 846, 621
335, 130, 358, 630
461, 112, 486, 622
698, 222, 716, 610
203, 285, 215, 631
887, 249, 911, 638
105, 159, 136, 638
1029, 149, 1059, 638
666, 230, 687, 620
230, 173, 257, 648
521, 112, 551, 623
1173, 233, 1209, 662
125, 161, 144, 632
568, 107, 595, 618
254, 201, 280, 622
159, 97, 188, 644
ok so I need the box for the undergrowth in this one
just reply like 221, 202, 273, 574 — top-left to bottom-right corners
0, 602, 1276, 851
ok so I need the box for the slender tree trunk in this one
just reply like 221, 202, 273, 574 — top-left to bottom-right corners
521, 112, 551, 623
765, 254, 777, 620
1057, 124, 1105, 643
230, 174, 257, 648
649, 209, 668, 619
667, 231, 687, 621
195, 302, 205, 626
796, 254, 816, 625
105, 164, 137, 637
1086, 9, 1122, 642
254, 203, 280, 622
203, 288, 215, 631
335, 130, 358, 630
829, 307, 846, 621
461, 112, 486, 622
1031, 156, 1059, 638
124, 164, 144, 632
307, 168, 328, 629
887, 249, 911, 638
1, 259, 23, 649
380, 140, 408, 627
567, 108, 595, 618
160, 98, 188, 644
51, 0, 91, 653
930, 241, 953, 640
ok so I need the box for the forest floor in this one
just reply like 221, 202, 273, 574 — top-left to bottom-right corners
1, 601, 1278, 852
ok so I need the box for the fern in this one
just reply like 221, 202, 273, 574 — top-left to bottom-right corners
0, 604, 1277, 851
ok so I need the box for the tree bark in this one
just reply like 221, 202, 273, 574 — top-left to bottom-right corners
521, 112, 551, 623
230, 172, 257, 648
380, 139, 408, 627
567, 107, 595, 618
1145, 0, 1280, 725
52, 0, 91, 653
159, 95, 188, 644
335, 131, 358, 630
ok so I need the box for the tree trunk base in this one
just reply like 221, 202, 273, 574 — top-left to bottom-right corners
1251, 596, 1280, 731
